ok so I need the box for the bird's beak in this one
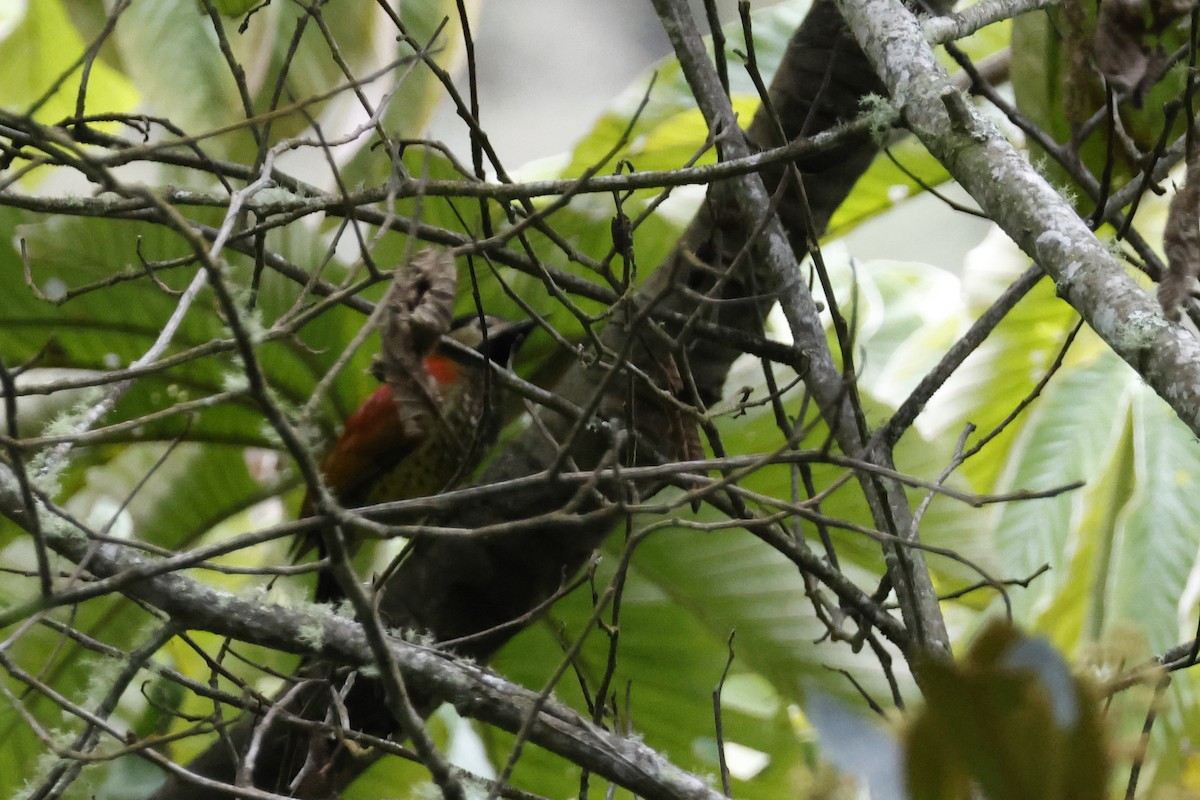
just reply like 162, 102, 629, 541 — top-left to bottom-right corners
445, 315, 540, 363
502, 317, 540, 339
488, 316, 539, 362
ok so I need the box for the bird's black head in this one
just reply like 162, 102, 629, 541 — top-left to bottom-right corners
446, 314, 538, 365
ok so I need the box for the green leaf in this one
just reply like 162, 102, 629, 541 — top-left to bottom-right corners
487, 541, 823, 800
826, 138, 952, 239
0, 440, 291, 796
205, 0, 257, 16
5, 215, 267, 447
111, 0, 470, 162
110, 0, 251, 152
906, 621, 1110, 800
0, 0, 138, 126
986, 343, 1133, 639
917, 232, 1082, 494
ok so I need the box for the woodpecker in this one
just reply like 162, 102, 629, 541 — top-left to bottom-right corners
300, 250, 535, 600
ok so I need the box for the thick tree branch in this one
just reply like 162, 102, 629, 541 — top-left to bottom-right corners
1, 2, 988, 796
650, 0, 950, 658
362, 0, 958, 687
0, 468, 727, 800
102, 3, 959, 794
835, 0, 1200, 437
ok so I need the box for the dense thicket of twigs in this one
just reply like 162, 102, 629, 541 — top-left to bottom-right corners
3, 0, 1200, 798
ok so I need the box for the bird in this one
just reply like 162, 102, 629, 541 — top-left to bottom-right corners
299, 249, 535, 601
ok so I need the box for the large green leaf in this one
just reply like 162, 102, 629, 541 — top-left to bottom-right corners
110, 0, 471, 163
927, 239, 1200, 791
487, 542, 825, 800
907, 621, 1110, 800
7, 214, 284, 448
0, 0, 138, 125
914, 233, 1082, 494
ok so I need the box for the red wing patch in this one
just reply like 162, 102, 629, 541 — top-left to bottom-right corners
422, 353, 461, 386
319, 386, 417, 500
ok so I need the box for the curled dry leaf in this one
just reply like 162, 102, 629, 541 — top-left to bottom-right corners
294, 248, 458, 556
370, 248, 458, 438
